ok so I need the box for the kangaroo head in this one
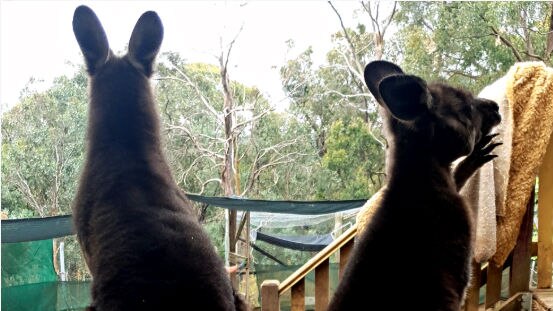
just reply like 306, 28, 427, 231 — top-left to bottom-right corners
72, 6, 164, 147
73, 5, 163, 77
364, 61, 501, 164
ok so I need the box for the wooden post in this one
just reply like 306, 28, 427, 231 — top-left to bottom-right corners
229, 209, 238, 289
538, 134, 553, 289
261, 280, 280, 311
315, 258, 329, 311
339, 240, 353, 280
509, 189, 535, 295
291, 279, 305, 311
485, 262, 503, 308
465, 261, 481, 311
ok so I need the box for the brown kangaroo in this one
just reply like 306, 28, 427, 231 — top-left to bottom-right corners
328, 61, 501, 311
72, 6, 247, 310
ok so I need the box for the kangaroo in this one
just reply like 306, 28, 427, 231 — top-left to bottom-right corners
328, 61, 501, 311
72, 6, 246, 310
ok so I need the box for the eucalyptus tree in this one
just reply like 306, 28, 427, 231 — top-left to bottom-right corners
395, 1, 553, 92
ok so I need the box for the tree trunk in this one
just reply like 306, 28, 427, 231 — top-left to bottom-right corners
547, 2, 553, 59
220, 54, 239, 289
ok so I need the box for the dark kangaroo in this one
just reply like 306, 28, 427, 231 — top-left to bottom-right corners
328, 61, 501, 311
72, 6, 247, 310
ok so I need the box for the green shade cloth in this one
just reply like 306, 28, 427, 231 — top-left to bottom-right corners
2, 195, 367, 243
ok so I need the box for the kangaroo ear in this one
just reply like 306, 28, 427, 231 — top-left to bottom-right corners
73, 5, 110, 74
378, 75, 431, 121
364, 61, 404, 105
128, 11, 163, 76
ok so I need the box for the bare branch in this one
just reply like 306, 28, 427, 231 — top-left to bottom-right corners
14, 171, 45, 216
381, 2, 398, 36
167, 124, 225, 160
547, 2, 553, 57
328, 1, 365, 80
479, 14, 523, 62
319, 89, 373, 99
444, 70, 481, 80
519, 6, 536, 57
490, 26, 523, 61
224, 24, 245, 71
522, 51, 546, 62
188, 178, 223, 196
335, 49, 366, 83
156, 75, 222, 123
232, 108, 273, 134
362, 1, 379, 33
179, 154, 220, 186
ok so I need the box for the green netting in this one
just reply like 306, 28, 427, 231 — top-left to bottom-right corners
1, 240, 92, 311
1, 281, 92, 311
2, 239, 57, 287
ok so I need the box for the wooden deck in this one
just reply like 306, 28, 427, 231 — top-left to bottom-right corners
534, 289, 553, 310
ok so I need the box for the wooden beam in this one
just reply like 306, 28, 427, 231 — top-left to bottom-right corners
279, 225, 357, 295
339, 239, 354, 280
244, 211, 251, 302
509, 189, 535, 295
486, 262, 503, 308
235, 211, 248, 243
315, 258, 330, 311
291, 279, 305, 311
261, 280, 280, 311
538, 134, 553, 289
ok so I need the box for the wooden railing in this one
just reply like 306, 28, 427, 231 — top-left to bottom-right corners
464, 134, 553, 311
260, 135, 553, 311
464, 190, 538, 311
261, 225, 357, 311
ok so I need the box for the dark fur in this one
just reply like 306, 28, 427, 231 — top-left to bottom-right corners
328, 61, 501, 311
72, 6, 246, 310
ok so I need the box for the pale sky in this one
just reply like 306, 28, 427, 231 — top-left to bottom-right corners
0, 0, 364, 111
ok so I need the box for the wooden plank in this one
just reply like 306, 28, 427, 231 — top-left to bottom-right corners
497, 292, 523, 311
465, 261, 481, 311
509, 189, 535, 295
339, 239, 354, 280
291, 279, 305, 311
486, 262, 503, 308
261, 280, 280, 311
533, 288, 553, 309
315, 258, 329, 311
538, 134, 553, 289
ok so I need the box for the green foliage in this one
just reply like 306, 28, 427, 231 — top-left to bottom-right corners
321, 118, 384, 199
280, 26, 388, 201
2, 69, 88, 218
395, 1, 553, 92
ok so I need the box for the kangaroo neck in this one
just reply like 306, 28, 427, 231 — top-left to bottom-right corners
385, 131, 454, 191
87, 77, 162, 156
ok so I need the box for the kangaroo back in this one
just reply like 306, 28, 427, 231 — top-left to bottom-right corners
72, 6, 245, 310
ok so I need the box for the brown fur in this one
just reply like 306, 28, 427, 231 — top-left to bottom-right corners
328, 61, 501, 311
72, 6, 246, 310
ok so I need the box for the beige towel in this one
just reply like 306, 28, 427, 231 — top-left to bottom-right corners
461, 75, 512, 263
491, 62, 553, 267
